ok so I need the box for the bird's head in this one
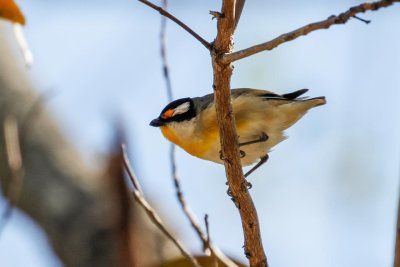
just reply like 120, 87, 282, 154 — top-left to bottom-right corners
150, 98, 196, 127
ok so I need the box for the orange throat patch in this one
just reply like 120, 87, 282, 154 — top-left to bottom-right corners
160, 126, 210, 158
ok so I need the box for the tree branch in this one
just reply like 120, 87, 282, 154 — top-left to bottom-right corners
138, 0, 211, 50
222, 0, 400, 63
158, 0, 207, 251
204, 214, 218, 267
212, 1, 267, 266
0, 115, 23, 235
158, 3, 238, 266
122, 145, 200, 267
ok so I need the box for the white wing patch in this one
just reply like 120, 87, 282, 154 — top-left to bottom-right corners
173, 102, 190, 116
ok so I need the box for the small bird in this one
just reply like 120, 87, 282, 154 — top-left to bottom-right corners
150, 88, 326, 176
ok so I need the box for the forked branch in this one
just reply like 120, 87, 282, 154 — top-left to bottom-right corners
122, 145, 200, 267
222, 0, 400, 63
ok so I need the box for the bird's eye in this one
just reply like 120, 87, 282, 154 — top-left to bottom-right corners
161, 109, 174, 119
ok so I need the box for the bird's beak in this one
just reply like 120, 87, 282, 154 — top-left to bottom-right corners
150, 118, 165, 127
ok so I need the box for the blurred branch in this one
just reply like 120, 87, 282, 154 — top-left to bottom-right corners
158, 0, 204, 251
138, 0, 211, 50
0, 115, 23, 235
212, 1, 268, 266
222, 0, 400, 63
204, 214, 218, 267
122, 145, 200, 267
0, 27, 135, 266
122, 146, 144, 195
160, 0, 173, 103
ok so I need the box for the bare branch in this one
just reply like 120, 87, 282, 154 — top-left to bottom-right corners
168, 151, 238, 266
204, 215, 218, 267
122, 145, 144, 195
160, 0, 173, 102
158, 0, 206, 252
158, 4, 238, 266
212, 1, 268, 266
138, 0, 211, 50
0, 115, 24, 235
222, 0, 400, 63
122, 146, 200, 267
234, 0, 246, 30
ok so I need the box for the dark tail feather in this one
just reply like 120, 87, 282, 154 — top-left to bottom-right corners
282, 89, 309, 99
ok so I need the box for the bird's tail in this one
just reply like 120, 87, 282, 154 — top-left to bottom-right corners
305, 96, 326, 108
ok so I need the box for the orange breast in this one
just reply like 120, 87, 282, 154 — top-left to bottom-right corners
160, 126, 218, 158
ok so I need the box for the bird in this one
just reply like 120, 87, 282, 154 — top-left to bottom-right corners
150, 88, 326, 177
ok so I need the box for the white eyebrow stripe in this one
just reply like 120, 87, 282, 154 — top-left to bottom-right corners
173, 102, 190, 116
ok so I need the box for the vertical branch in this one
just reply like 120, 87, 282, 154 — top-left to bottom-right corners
212, 1, 268, 266
204, 214, 218, 267
159, 5, 237, 266
107, 144, 136, 267
0, 115, 24, 235
160, 0, 173, 102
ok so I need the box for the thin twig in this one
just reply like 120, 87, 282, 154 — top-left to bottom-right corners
160, 0, 173, 103
352, 15, 371, 24
159, 0, 206, 251
222, 0, 400, 63
159, 0, 206, 250
0, 115, 24, 235
212, 0, 268, 266
121, 145, 143, 195
122, 145, 200, 267
138, 0, 211, 50
205, 215, 218, 267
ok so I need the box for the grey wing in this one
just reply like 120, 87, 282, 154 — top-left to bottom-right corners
194, 88, 311, 113
232, 88, 308, 100
231, 88, 309, 100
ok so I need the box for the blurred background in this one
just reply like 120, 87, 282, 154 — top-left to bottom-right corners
0, 0, 399, 266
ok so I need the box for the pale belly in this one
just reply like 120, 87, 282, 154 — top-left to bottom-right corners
198, 130, 285, 166
161, 125, 284, 166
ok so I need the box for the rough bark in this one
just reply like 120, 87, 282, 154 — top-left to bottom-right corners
212, 1, 267, 266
